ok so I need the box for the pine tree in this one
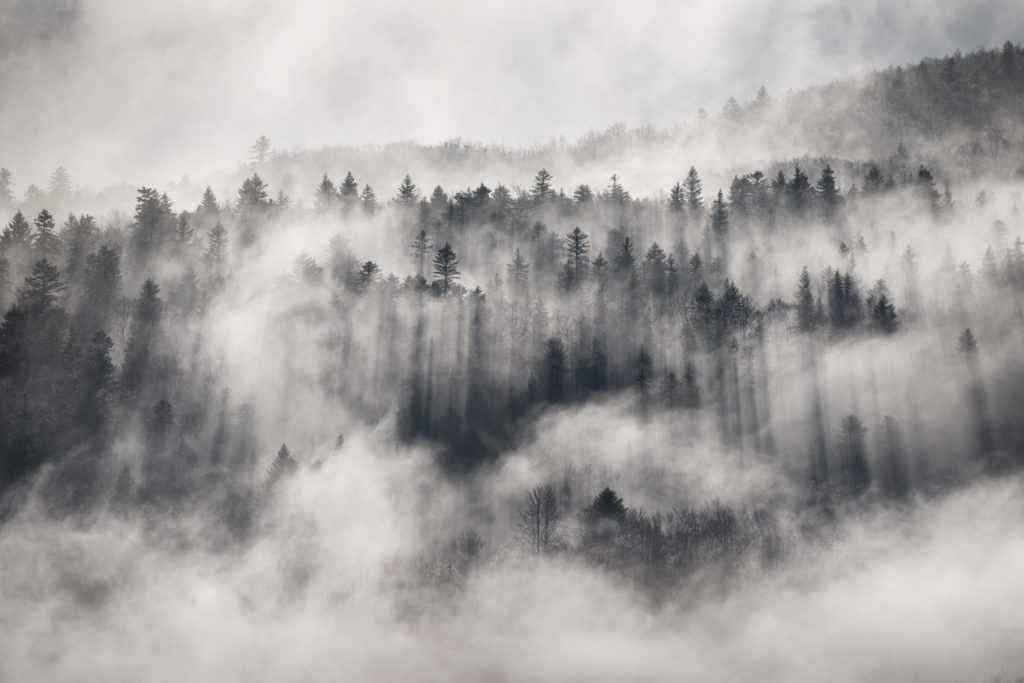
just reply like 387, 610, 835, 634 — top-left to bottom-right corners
815, 165, 841, 220
787, 166, 812, 215
590, 487, 626, 520
315, 174, 338, 212
339, 171, 359, 211
396, 174, 419, 205
709, 190, 729, 241
249, 135, 272, 164
506, 247, 529, 291
171, 213, 194, 255
237, 174, 270, 210
573, 184, 594, 207
432, 242, 460, 296
204, 222, 229, 274
668, 181, 685, 213
1, 210, 33, 253
605, 174, 630, 206
360, 184, 378, 214
17, 259, 65, 312
560, 227, 590, 291
531, 169, 555, 205
838, 415, 870, 498
411, 230, 432, 276
121, 280, 163, 392
33, 210, 61, 261
643, 242, 667, 296
0, 168, 13, 209
614, 236, 637, 282
862, 165, 885, 194
957, 328, 978, 354
48, 166, 72, 203
267, 444, 298, 487
684, 166, 703, 214
796, 266, 817, 332
198, 186, 220, 216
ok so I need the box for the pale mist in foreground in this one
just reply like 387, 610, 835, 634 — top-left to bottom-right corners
1, 4, 1024, 682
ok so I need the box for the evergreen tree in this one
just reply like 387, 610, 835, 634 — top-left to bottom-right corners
249, 135, 272, 164
957, 328, 978, 354
560, 227, 590, 291
360, 184, 378, 214
396, 174, 419, 205
531, 169, 555, 205
339, 171, 359, 211
684, 166, 703, 214
866, 279, 898, 333
315, 174, 338, 212
838, 414, 870, 498
0, 168, 12, 209
131, 187, 173, 265
590, 487, 627, 520
432, 242, 460, 296
614, 236, 637, 283
668, 181, 685, 213
237, 174, 270, 211
506, 247, 529, 292
121, 280, 163, 393
915, 166, 940, 212
815, 165, 841, 220
48, 166, 72, 203
709, 190, 729, 242
787, 166, 813, 215
33, 210, 60, 261
79, 246, 121, 333
204, 222, 229, 275
198, 186, 220, 217
862, 164, 885, 194
643, 242, 667, 296
605, 174, 630, 206
573, 184, 595, 207
1, 210, 33, 253
17, 259, 65, 312
796, 266, 817, 332
411, 230, 432, 276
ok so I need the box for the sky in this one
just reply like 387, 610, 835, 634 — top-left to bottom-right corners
1, 0, 1023, 188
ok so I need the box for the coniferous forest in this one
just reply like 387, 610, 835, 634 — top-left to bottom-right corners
2, 9, 1024, 680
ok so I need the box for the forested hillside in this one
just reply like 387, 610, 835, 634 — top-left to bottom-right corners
2, 42, 1024, 682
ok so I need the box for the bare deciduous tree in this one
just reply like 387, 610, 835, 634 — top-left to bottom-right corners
516, 485, 560, 554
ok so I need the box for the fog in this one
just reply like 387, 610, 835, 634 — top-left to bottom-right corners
2, 0, 1024, 184
3, 6, 1024, 682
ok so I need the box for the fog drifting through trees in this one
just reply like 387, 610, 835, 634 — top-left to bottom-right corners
2, 22, 1024, 683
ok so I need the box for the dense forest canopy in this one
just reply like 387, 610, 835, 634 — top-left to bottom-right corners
2, 42, 1024, 682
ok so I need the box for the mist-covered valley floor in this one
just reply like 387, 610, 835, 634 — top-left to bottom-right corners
2, 25, 1024, 682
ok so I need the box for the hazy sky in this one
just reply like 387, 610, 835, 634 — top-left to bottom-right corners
1, 0, 1022, 187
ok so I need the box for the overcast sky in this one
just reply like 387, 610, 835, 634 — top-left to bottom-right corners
1, 0, 1022, 188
